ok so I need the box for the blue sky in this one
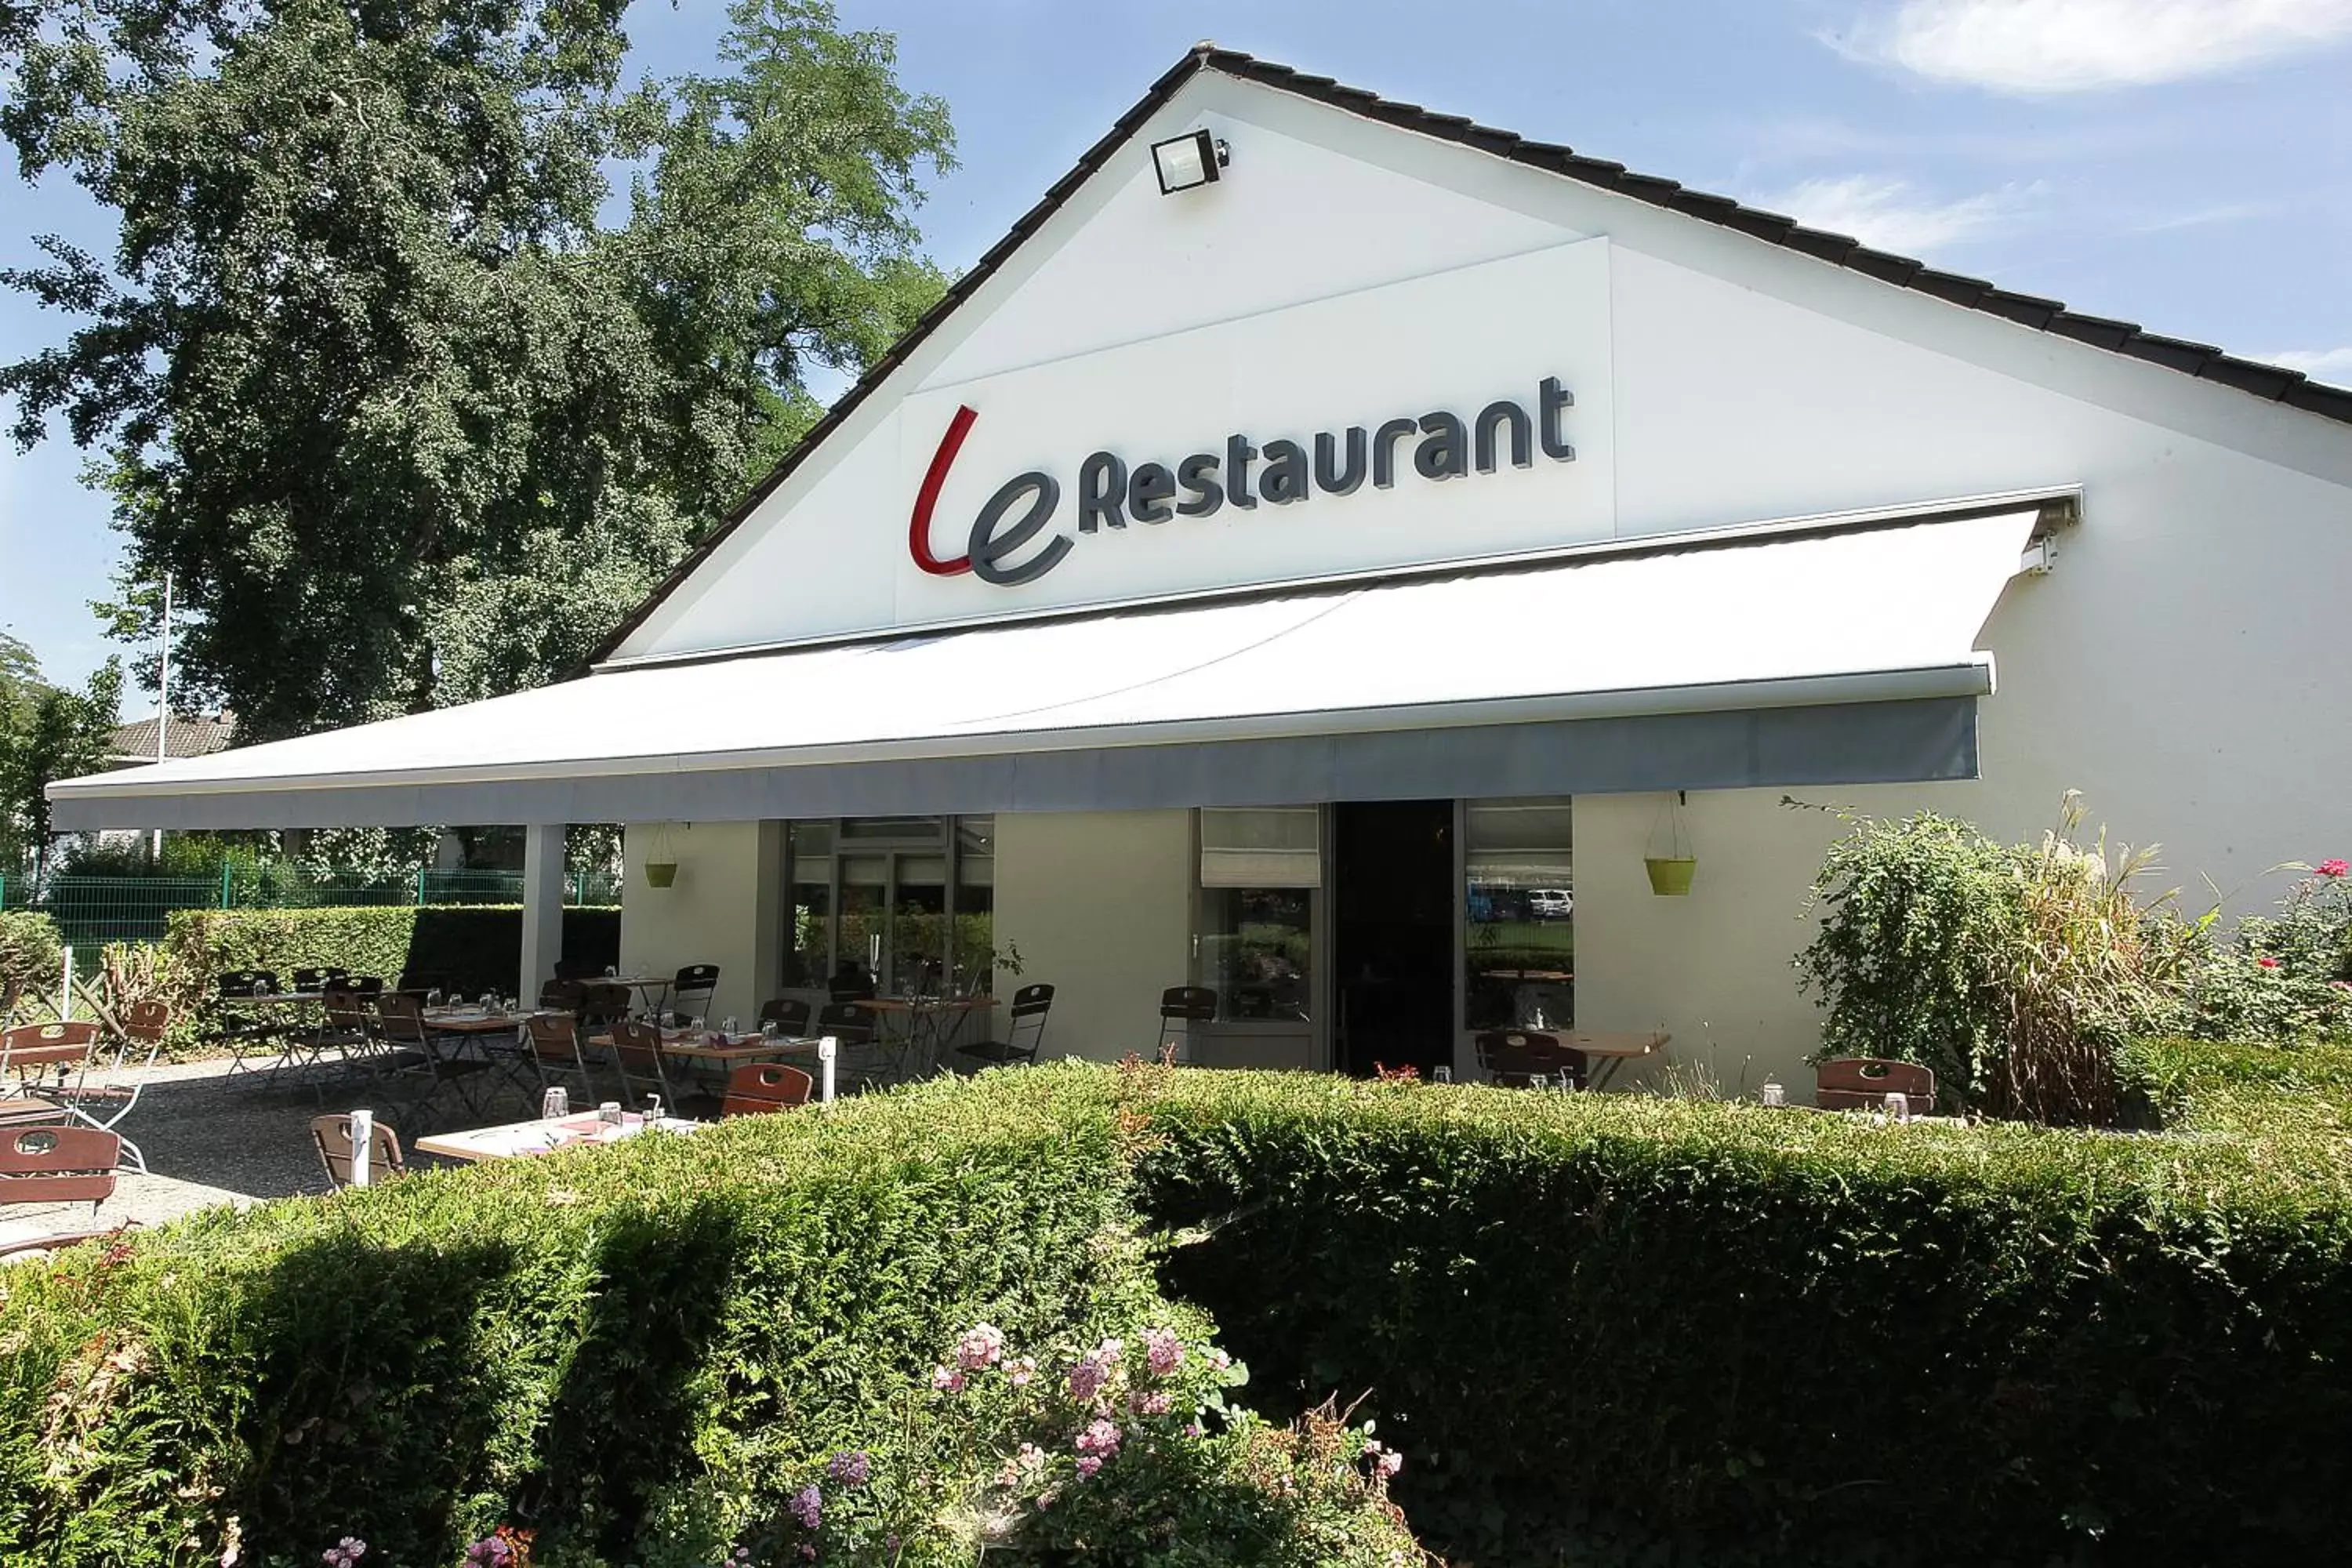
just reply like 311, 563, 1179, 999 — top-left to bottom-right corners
5, 0, 2351, 705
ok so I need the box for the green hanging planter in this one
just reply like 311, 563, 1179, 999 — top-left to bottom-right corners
644, 861, 678, 889
1645, 856, 1697, 897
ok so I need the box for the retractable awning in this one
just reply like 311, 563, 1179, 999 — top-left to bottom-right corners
49, 505, 2043, 830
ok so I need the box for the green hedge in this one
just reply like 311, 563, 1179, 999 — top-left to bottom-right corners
0, 1070, 1417, 1568
1129, 1051, 2352, 1567
165, 905, 619, 1011
9, 1055, 2347, 1566
0, 908, 62, 1007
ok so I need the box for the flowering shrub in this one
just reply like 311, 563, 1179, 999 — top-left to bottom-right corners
710, 1319, 1421, 1566
2187, 860, 2352, 1044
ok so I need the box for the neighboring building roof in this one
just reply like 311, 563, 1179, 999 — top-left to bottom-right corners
109, 711, 235, 765
590, 42, 2352, 666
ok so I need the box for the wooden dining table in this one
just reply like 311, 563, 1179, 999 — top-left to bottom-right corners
1555, 1030, 1671, 1090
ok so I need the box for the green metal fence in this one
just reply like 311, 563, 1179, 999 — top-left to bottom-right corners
0, 868, 624, 946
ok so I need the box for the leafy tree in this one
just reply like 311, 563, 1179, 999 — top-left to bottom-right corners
2, 0, 952, 741
0, 655, 122, 877
0, 630, 42, 719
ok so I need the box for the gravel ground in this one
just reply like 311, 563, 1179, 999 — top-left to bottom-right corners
1, 1050, 553, 1253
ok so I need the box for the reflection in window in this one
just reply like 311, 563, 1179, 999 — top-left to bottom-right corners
1200, 888, 1313, 1022
782, 816, 997, 999
956, 816, 996, 993
1465, 799, 1573, 1032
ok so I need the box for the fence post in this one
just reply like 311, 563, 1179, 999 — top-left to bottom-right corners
59, 944, 73, 1022
415, 867, 427, 906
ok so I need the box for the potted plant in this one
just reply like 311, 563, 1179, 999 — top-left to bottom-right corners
1645, 793, 1697, 896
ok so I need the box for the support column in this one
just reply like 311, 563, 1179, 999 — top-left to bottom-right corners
521, 822, 566, 1006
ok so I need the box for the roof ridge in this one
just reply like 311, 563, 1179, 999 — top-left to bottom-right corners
585, 44, 2352, 670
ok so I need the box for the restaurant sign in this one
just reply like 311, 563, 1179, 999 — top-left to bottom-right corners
911, 377, 1581, 586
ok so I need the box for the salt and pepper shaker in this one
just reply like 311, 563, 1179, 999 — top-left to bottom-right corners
1761, 1080, 1785, 1108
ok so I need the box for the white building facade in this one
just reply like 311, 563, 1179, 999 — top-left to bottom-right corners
53, 49, 2352, 1089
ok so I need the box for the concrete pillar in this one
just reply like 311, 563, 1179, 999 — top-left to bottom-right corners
520, 822, 567, 1005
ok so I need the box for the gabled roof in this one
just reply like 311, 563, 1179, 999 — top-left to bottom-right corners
590, 42, 2352, 667
108, 711, 236, 764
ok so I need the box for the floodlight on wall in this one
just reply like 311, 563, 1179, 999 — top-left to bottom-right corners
1151, 129, 1229, 194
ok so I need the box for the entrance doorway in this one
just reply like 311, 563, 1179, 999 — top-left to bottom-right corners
1331, 800, 1455, 1078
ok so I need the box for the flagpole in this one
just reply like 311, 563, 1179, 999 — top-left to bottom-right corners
151, 572, 171, 859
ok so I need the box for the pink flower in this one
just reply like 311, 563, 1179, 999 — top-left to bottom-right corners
1143, 1327, 1184, 1376
1074, 1455, 1103, 1480
1364, 1442, 1403, 1479
1075, 1417, 1123, 1457
1184, 1421, 1205, 1439
826, 1450, 870, 1486
956, 1323, 1006, 1370
1130, 1390, 1173, 1416
797, 1548, 815, 1563
931, 1365, 966, 1393
1205, 1348, 1232, 1372
2317, 858, 2348, 878
1007, 1355, 1037, 1388
789, 1483, 822, 1530
2259, 956, 2282, 969
1034, 1487, 1059, 1512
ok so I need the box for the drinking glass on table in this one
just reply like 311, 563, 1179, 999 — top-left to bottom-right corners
542, 1087, 568, 1120
720, 1016, 738, 1035
426, 988, 445, 1008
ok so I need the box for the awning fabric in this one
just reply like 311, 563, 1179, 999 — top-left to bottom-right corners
49, 507, 2038, 830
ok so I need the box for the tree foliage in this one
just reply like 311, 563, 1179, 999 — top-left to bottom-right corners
2, 0, 953, 740
0, 648, 121, 875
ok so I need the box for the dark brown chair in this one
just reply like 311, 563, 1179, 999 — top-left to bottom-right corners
1156, 985, 1218, 1063
539, 977, 587, 1013
526, 1013, 604, 1101
576, 981, 633, 1031
957, 983, 1054, 1069
212, 969, 286, 1074
608, 1017, 680, 1109
2, 1020, 100, 1091
50, 1006, 168, 1172
375, 992, 492, 1117
757, 996, 812, 1036
0, 1124, 120, 1219
309, 1114, 408, 1189
722, 1062, 814, 1118
290, 967, 349, 993
1473, 1029, 1588, 1090
1816, 1058, 1937, 1113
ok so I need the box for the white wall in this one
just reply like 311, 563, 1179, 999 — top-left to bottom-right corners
992, 809, 1194, 1062
619, 820, 783, 1027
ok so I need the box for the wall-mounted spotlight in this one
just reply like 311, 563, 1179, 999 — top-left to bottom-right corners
1151, 129, 1229, 195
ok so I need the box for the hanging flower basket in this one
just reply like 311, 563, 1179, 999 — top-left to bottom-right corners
644, 861, 678, 889
1644, 856, 1697, 896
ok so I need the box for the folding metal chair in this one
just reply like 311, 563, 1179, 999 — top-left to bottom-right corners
525, 1014, 606, 1104
956, 983, 1054, 1069
2, 1020, 100, 1098
375, 993, 494, 1122
309, 1114, 408, 1189
721, 1062, 813, 1117
1156, 985, 1218, 1063
212, 970, 288, 1077
757, 996, 812, 1036
671, 964, 720, 1024
817, 1002, 887, 1091
45, 1002, 168, 1174
0, 1124, 121, 1225
608, 1018, 682, 1113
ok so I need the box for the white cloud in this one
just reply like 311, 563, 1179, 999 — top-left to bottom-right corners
2265, 347, 2352, 385
1838, 0, 2352, 93
2132, 200, 2276, 233
1756, 174, 2035, 256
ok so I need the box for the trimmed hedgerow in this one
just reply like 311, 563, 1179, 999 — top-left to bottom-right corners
1123, 1054, 2352, 1568
168, 905, 620, 994
0, 1068, 1419, 1568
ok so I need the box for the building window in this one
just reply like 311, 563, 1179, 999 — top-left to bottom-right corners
781, 815, 996, 996
1196, 808, 1319, 1024
1465, 799, 1573, 1033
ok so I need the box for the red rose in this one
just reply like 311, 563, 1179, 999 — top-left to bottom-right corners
2317, 858, 2348, 878
2257, 956, 2281, 969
